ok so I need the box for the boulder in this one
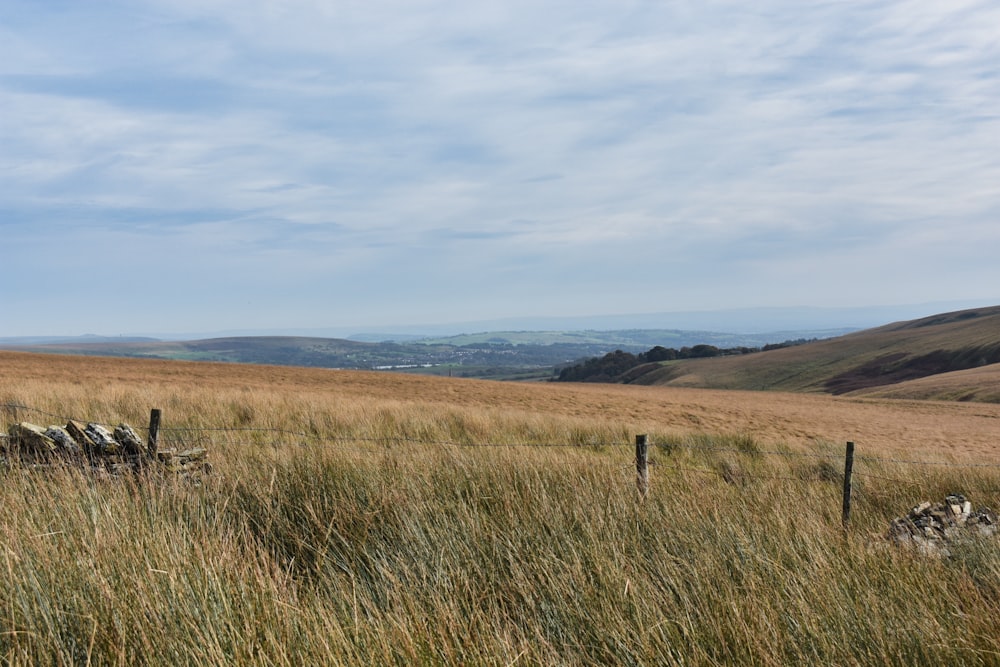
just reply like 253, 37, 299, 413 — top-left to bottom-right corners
113, 424, 144, 456
43, 426, 82, 455
66, 421, 96, 452
84, 423, 120, 455
8, 422, 58, 457
156, 447, 209, 473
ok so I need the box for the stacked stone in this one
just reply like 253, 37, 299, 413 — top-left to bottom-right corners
889, 494, 997, 555
155, 447, 211, 475
3, 420, 204, 475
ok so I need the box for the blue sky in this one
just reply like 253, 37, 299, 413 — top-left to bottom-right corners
3, 0, 1000, 336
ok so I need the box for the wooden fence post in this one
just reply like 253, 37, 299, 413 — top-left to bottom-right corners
148, 409, 162, 460
636, 434, 649, 498
842, 441, 855, 528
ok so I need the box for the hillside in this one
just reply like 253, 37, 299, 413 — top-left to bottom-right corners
0, 335, 584, 377
0, 327, 848, 380
848, 364, 1000, 403
626, 305, 1000, 401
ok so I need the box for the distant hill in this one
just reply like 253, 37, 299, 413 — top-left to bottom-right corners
406, 328, 851, 348
616, 306, 1000, 402
0, 336, 467, 371
849, 364, 1000, 403
95, 300, 983, 341
0, 327, 849, 380
0, 335, 158, 346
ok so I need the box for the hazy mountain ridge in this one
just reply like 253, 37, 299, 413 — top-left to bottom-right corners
0, 335, 158, 346
4, 303, 996, 394
4, 301, 983, 342
0, 328, 849, 380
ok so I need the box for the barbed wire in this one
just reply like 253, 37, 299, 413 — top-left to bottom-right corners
851, 472, 922, 486
645, 462, 822, 484
4, 402, 1000, 469
653, 442, 846, 460
0, 403, 84, 426
854, 454, 1000, 469
172, 431, 596, 447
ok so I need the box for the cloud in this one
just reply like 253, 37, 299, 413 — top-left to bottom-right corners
2, 0, 1000, 334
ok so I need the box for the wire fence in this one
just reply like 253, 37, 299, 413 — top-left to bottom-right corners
6, 401, 1000, 529
0, 403, 1000, 500
0, 403, 1000, 470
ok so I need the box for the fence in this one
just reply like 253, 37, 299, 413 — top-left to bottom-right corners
3, 401, 1000, 530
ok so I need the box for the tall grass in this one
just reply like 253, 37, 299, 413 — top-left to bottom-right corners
1, 375, 999, 664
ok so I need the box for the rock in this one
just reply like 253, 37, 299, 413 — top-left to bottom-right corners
66, 421, 96, 451
156, 447, 208, 474
889, 494, 998, 556
84, 423, 119, 455
2, 416, 209, 477
176, 448, 207, 463
113, 424, 144, 456
43, 426, 82, 455
8, 422, 58, 457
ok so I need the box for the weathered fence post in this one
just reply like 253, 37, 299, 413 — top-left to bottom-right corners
842, 441, 855, 528
636, 434, 649, 498
147, 409, 162, 460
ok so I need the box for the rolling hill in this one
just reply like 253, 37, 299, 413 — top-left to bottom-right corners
0, 328, 847, 380
623, 305, 1000, 402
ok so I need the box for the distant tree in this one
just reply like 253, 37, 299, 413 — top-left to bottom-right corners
677, 345, 717, 358
763, 338, 816, 351
557, 349, 638, 382
644, 346, 676, 362
556, 342, 765, 383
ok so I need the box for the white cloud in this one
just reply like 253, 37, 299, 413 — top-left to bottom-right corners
2, 0, 999, 334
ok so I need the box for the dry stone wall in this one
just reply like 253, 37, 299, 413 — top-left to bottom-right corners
3, 420, 208, 475
889, 493, 998, 556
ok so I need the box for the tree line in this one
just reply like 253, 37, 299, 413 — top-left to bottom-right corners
554, 339, 815, 383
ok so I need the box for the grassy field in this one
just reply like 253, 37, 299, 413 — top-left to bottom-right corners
2, 351, 1000, 664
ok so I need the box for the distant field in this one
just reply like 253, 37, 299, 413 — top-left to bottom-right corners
3, 350, 998, 459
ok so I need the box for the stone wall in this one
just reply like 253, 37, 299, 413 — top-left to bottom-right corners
3, 420, 208, 475
889, 494, 997, 556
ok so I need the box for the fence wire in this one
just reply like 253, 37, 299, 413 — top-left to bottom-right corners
3, 402, 1000, 471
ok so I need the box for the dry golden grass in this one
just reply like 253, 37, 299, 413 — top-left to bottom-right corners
3, 351, 1000, 665
4, 350, 999, 460
852, 364, 1000, 404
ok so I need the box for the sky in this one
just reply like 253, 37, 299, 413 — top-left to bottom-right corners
3, 0, 1000, 337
